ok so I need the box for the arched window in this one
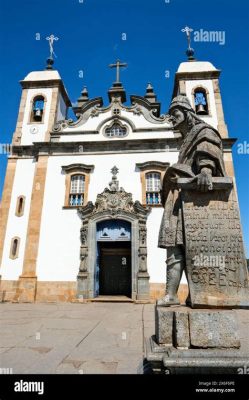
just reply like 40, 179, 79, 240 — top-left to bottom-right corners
194, 89, 208, 115
145, 172, 161, 205
10, 237, 20, 259
15, 196, 25, 217
31, 96, 45, 122
69, 174, 85, 206
105, 122, 127, 138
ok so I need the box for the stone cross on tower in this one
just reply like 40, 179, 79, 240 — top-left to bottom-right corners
181, 26, 195, 60
109, 59, 127, 83
46, 34, 59, 59
181, 26, 193, 49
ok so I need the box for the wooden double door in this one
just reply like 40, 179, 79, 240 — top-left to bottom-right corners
99, 242, 131, 297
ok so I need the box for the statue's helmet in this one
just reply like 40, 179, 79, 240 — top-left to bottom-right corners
169, 95, 194, 114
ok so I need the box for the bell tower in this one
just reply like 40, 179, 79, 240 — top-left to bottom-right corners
172, 59, 228, 138
172, 56, 236, 177
0, 50, 72, 302
12, 61, 71, 146
173, 27, 228, 138
172, 28, 235, 178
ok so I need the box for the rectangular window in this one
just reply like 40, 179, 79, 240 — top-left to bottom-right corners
69, 175, 85, 206
69, 194, 84, 206
146, 172, 161, 205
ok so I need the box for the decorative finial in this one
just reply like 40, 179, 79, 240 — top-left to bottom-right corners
81, 86, 89, 101
45, 58, 54, 70
109, 59, 127, 83
82, 86, 88, 95
109, 166, 119, 192
145, 82, 157, 103
45, 34, 59, 70
181, 26, 195, 61
111, 166, 119, 176
76, 86, 90, 108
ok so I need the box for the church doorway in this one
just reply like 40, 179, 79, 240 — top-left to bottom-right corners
96, 220, 132, 298
99, 242, 131, 296
77, 177, 151, 301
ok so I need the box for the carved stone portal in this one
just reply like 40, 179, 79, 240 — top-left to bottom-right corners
76, 167, 151, 300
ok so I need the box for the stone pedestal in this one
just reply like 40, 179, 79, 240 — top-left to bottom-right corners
174, 310, 190, 349
147, 306, 248, 374
137, 272, 150, 300
76, 272, 89, 299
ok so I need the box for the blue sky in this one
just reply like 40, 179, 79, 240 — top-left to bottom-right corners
0, 0, 248, 255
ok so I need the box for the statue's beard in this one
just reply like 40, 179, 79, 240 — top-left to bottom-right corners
172, 120, 182, 129
170, 114, 185, 128
171, 119, 187, 134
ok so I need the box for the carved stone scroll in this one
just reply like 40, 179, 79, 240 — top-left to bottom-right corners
179, 178, 249, 308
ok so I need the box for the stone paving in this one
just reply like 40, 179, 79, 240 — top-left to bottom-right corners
0, 303, 154, 374
0, 303, 248, 374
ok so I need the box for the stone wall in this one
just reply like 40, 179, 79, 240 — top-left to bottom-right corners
0, 280, 188, 304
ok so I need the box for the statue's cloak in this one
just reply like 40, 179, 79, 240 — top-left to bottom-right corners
158, 122, 226, 248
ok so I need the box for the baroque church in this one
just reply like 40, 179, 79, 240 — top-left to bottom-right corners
0, 47, 235, 303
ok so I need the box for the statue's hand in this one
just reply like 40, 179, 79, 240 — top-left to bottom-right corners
196, 168, 213, 192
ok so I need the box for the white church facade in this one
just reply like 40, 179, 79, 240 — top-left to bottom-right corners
0, 55, 235, 303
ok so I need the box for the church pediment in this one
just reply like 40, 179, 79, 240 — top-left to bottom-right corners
51, 102, 171, 136
51, 81, 172, 135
